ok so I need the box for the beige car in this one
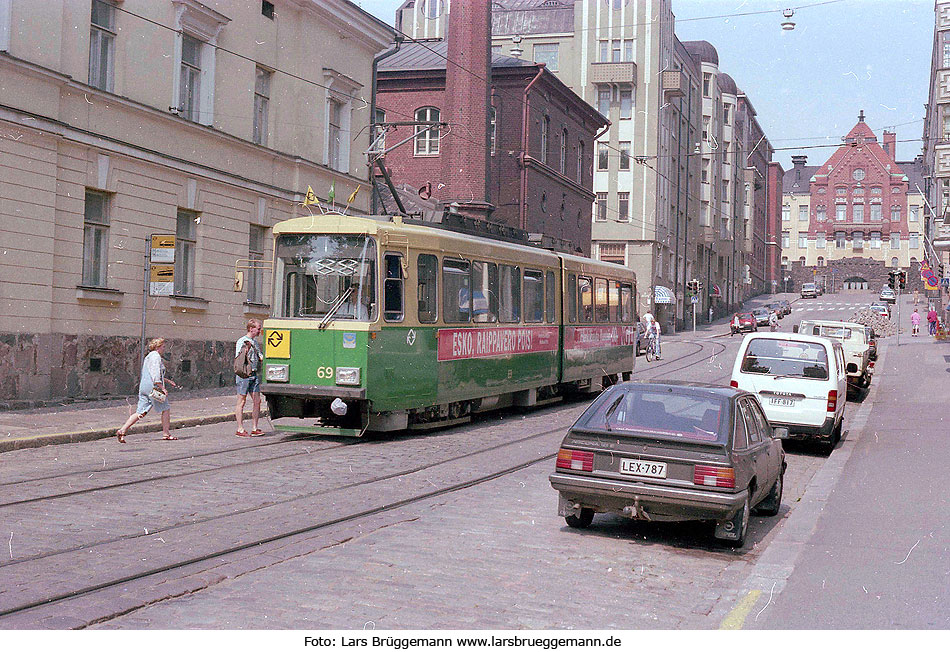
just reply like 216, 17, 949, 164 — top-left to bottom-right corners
795, 319, 872, 391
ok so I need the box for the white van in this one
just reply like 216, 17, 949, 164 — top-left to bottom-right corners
731, 332, 847, 453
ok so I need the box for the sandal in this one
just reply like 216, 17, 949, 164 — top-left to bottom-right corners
162, 435, 178, 440
117, 430, 126, 444
250, 429, 264, 436
235, 430, 251, 437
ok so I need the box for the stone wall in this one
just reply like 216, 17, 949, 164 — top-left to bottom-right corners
0, 332, 233, 408
784, 256, 926, 293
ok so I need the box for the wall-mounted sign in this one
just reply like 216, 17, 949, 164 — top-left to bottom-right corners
151, 234, 176, 263
149, 264, 175, 296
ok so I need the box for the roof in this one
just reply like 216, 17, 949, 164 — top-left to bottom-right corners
379, 40, 534, 73
783, 164, 820, 194
682, 40, 719, 66
718, 73, 737, 96
899, 157, 926, 195
492, 0, 576, 36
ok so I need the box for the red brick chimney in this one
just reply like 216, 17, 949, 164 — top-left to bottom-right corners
883, 130, 896, 160
439, 0, 494, 220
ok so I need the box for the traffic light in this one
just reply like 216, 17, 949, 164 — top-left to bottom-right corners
687, 279, 697, 294
887, 271, 896, 289
696, 280, 703, 294
899, 270, 907, 290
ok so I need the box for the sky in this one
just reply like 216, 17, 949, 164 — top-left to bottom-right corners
352, 0, 934, 170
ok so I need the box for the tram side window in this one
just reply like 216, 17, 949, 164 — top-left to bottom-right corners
443, 258, 471, 323
524, 269, 544, 323
568, 273, 577, 323
620, 282, 635, 322
578, 276, 593, 323
471, 260, 498, 323
594, 278, 609, 322
417, 254, 438, 323
609, 280, 620, 322
384, 253, 404, 322
498, 264, 521, 323
545, 271, 556, 323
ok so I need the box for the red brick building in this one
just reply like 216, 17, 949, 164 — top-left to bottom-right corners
375, 41, 607, 255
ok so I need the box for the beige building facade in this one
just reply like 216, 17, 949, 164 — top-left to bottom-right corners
0, 0, 393, 403
923, 0, 950, 288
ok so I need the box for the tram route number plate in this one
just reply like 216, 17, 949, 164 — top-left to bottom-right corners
266, 330, 290, 358
620, 459, 667, 479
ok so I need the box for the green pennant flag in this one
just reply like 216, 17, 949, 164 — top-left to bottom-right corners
328, 182, 335, 204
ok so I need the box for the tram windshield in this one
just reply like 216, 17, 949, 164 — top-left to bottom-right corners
274, 234, 377, 321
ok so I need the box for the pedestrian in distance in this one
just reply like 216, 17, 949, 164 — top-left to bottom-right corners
911, 308, 921, 337
731, 313, 740, 336
235, 319, 264, 437
769, 310, 779, 332
116, 337, 177, 443
914, 289, 920, 305
928, 305, 939, 336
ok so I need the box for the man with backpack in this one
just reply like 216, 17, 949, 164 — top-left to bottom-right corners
235, 319, 264, 437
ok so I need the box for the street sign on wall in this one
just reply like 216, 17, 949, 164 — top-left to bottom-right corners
150, 234, 175, 263
149, 264, 174, 296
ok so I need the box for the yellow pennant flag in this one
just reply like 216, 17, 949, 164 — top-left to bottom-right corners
303, 185, 319, 206
346, 185, 361, 205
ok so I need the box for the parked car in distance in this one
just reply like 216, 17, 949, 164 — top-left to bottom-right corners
752, 307, 771, 326
765, 302, 785, 319
731, 332, 847, 454
880, 287, 896, 304
731, 312, 757, 334
795, 319, 872, 390
801, 282, 818, 299
868, 303, 890, 319
549, 382, 787, 546
777, 299, 792, 316
865, 326, 878, 362
636, 322, 648, 355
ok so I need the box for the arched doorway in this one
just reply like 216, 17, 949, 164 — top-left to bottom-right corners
843, 276, 868, 290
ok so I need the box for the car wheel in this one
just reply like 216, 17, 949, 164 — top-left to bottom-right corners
565, 508, 594, 529
823, 419, 842, 455
756, 470, 783, 517
715, 494, 750, 547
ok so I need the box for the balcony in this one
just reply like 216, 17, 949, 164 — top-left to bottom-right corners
662, 70, 685, 97
589, 61, 637, 84
934, 223, 950, 250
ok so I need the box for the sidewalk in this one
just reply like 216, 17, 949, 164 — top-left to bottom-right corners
0, 387, 266, 453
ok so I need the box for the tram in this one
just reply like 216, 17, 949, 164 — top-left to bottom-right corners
259, 212, 638, 436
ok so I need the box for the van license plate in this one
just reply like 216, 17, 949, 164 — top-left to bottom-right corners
620, 459, 667, 478
769, 397, 796, 407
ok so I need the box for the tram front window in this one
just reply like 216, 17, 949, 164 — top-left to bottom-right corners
274, 234, 377, 321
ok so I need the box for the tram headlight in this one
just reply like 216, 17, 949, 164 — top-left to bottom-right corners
335, 367, 361, 386
265, 364, 289, 382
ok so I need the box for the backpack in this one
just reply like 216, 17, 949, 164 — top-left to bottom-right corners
234, 341, 256, 379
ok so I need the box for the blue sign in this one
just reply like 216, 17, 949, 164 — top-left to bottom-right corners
942, 277, 950, 288
832, 268, 839, 274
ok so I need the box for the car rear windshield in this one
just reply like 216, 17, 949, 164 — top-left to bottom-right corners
741, 338, 829, 380
802, 284, 815, 289
808, 324, 852, 340
575, 389, 728, 443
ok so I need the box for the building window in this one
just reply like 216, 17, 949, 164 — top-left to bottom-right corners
702, 116, 710, 141
870, 231, 881, 249
836, 231, 846, 248
816, 232, 826, 248
944, 37, 950, 67
597, 143, 609, 170
781, 231, 789, 248
798, 205, 808, 221
816, 206, 826, 222
175, 209, 197, 296
619, 142, 630, 170
892, 256, 900, 268
597, 88, 611, 116
910, 233, 920, 249
559, 128, 567, 174
943, 107, 950, 139
798, 234, 807, 248
540, 116, 550, 164
533, 43, 559, 71
836, 205, 846, 221
910, 206, 919, 222
247, 224, 266, 304
723, 104, 731, 125
702, 159, 709, 184
577, 140, 584, 183
618, 192, 629, 222
253, 66, 272, 146
853, 231, 864, 249
89, 0, 115, 92
611, 39, 621, 62
414, 107, 440, 156
82, 190, 110, 288
599, 40, 609, 62
870, 204, 881, 221
179, 34, 203, 122
836, 187, 847, 196
619, 88, 633, 119
623, 39, 633, 62
595, 193, 607, 222
853, 204, 864, 223
891, 205, 902, 221
262, 1, 275, 19
327, 98, 344, 169
817, 256, 824, 267
853, 186, 865, 196
700, 201, 709, 226
782, 205, 790, 222
890, 233, 901, 249
703, 72, 711, 97
870, 186, 882, 195
489, 107, 497, 155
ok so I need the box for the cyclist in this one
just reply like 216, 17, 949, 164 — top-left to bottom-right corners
642, 313, 661, 360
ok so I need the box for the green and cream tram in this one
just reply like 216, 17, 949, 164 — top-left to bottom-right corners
260, 213, 637, 436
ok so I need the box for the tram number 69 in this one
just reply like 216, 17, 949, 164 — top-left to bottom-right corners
316, 366, 334, 379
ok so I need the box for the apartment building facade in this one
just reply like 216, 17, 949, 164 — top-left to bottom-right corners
780, 116, 927, 292
0, 0, 393, 403
923, 0, 950, 290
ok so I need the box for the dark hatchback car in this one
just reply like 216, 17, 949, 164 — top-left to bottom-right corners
751, 307, 771, 326
549, 382, 787, 546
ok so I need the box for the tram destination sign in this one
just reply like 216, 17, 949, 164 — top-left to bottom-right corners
437, 326, 558, 361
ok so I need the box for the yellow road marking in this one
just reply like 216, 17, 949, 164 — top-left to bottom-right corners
719, 589, 762, 630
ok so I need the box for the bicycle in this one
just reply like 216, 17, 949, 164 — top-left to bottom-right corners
645, 335, 660, 362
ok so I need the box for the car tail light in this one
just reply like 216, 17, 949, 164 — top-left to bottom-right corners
729, 380, 739, 388
693, 465, 735, 488
827, 390, 838, 413
556, 448, 593, 472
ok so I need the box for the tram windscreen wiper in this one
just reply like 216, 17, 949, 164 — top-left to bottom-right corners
319, 285, 354, 329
